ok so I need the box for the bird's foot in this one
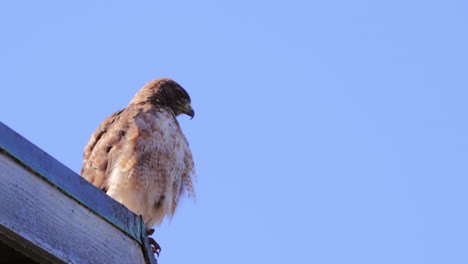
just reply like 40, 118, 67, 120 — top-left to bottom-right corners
148, 237, 161, 256
146, 228, 161, 256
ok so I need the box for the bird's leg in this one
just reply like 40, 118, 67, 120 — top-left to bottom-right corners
146, 228, 161, 256
147, 228, 155, 236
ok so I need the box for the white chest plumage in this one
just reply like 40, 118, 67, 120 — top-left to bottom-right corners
83, 106, 195, 228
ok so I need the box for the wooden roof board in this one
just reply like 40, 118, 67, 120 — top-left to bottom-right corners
0, 122, 157, 264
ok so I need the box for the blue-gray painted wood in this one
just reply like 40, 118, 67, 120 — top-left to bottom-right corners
0, 121, 157, 264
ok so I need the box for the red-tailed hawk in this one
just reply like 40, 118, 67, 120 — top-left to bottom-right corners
80, 78, 195, 253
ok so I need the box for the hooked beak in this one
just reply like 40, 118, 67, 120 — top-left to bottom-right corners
184, 107, 195, 119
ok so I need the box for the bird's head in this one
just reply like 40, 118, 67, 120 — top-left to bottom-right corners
130, 77, 195, 119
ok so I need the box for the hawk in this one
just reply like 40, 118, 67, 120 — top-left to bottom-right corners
80, 78, 196, 253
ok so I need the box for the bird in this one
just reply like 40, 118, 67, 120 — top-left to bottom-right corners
80, 78, 196, 254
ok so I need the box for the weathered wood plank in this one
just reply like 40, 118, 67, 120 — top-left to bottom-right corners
0, 122, 157, 263
1, 223, 66, 264
0, 153, 147, 264
0, 122, 142, 241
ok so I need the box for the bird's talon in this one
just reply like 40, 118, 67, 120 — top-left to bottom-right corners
148, 236, 161, 256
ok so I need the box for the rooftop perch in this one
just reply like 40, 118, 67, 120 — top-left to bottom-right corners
0, 122, 157, 264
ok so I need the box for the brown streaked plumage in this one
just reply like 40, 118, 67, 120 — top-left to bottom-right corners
81, 78, 196, 230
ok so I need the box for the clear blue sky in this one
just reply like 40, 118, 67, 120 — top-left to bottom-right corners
1, 1, 467, 263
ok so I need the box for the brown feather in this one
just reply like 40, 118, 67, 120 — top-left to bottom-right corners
81, 78, 195, 227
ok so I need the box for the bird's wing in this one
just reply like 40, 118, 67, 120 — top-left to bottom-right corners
80, 108, 128, 190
